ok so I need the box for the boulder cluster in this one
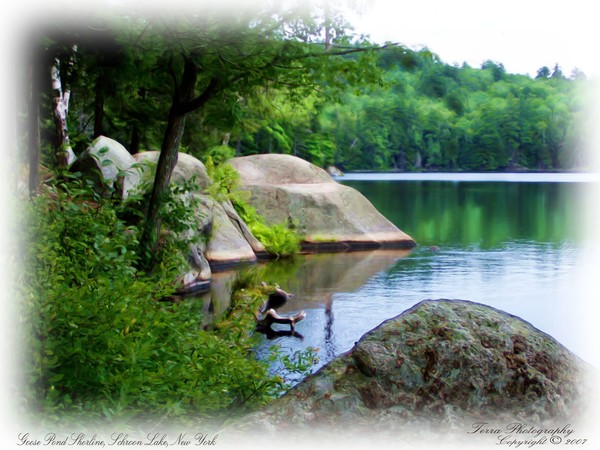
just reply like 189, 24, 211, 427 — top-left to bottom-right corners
72, 136, 416, 291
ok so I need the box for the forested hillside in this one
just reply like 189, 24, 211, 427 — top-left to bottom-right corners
232, 50, 590, 172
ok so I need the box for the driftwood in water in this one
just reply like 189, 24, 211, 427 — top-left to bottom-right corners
255, 287, 306, 332
255, 309, 307, 331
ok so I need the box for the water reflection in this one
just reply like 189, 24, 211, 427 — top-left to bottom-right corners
189, 250, 412, 342
260, 250, 413, 310
343, 181, 586, 248
258, 250, 413, 363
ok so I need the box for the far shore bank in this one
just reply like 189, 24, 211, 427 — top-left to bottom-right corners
335, 171, 599, 182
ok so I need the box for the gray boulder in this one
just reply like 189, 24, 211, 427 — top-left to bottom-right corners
130, 150, 212, 195
197, 195, 259, 267
70, 135, 136, 194
220, 200, 268, 257
234, 299, 590, 433
228, 154, 416, 250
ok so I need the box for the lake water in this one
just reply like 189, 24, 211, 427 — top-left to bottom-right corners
216, 174, 599, 383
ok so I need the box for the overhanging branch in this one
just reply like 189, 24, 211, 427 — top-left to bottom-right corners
177, 76, 221, 114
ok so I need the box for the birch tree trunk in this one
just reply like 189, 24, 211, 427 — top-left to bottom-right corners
51, 58, 76, 168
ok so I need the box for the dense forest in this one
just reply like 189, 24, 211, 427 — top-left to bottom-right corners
16, 3, 592, 423
313, 55, 589, 171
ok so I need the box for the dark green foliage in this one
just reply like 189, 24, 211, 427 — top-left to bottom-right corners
20, 179, 281, 423
232, 198, 300, 258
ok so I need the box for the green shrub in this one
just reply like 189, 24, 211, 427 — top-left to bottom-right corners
250, 222, 301, 257
233, 198, 300, 257
204, 156, 243, 203
204, 145, 236, 166
20, 178, 280, 423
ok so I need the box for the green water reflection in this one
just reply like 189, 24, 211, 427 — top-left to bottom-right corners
342, 181, 587, 248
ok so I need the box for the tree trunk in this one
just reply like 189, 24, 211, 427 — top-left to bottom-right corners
414, 151, 422, 169
28, 55, 41, 197
550, 143, 561, 169
129, 125, 140, 155
51, 59, 76, 168
139, 58, 198, 269
93, 71, 105, 138
139, 106, 188, 268
221, 132, 230, 146
293, 130, 298, 157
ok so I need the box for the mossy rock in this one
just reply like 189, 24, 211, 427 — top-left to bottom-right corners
232, 299, 592, 435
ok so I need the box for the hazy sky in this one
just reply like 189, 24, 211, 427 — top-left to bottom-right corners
348, 0, 598, 78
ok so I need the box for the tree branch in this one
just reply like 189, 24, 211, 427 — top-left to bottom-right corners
177, 76, 221, 114
299, 42, 401, 60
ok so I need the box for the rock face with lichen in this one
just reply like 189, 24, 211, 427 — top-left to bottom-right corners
229, 154, 416, 251
234, 299, 589, 433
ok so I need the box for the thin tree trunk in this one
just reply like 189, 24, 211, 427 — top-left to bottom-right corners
51, 58, 75, 168
93, 71, 105, 138
292, 130, 298, 156
139, 110, 187, 268
221, 132, 230, 146
28, 56, 41, 197
415, 151, 422, 169
139, 57, 197, 269
129, 125, 140, 155
324, 3, 332, 51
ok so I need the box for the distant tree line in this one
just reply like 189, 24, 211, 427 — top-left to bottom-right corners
231, 49, 590, 172
22, 19, 589, 197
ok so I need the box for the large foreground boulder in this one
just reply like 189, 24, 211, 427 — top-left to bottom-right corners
228, 154, 416, 250
234, 299, 591, 434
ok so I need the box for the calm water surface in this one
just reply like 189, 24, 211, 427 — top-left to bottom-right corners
245, 174, 598, 381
